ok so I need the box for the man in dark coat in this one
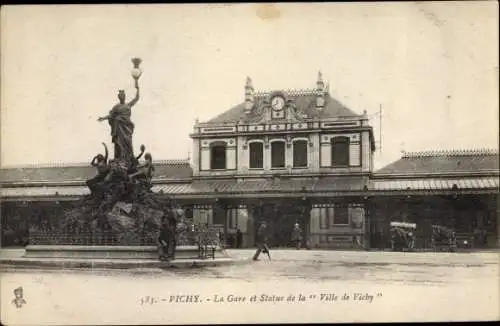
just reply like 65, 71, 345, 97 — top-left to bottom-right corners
236, 229, 243, 248
291, 223, 302, 250
252, 222, 271, 261
158, 211, 178, 261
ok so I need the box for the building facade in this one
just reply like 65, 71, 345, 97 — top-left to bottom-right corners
369, 149, 499, 249
187, 73, 375, 248
1, 73, 499, 249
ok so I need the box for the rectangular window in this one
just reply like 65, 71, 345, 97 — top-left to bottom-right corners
249, 142, 264, 169
210, 144, 227, 170
331, 137, 350, 166
333, 206, 349, 225
271, 141, 286, 168
293, 140, 308, 168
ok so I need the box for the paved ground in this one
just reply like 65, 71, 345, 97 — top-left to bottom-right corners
1, 249, 499, 324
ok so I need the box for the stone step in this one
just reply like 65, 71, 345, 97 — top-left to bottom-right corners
24, 245, 228, 260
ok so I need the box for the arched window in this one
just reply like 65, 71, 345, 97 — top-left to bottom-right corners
331, 136, 350, 166
249, 142, 264, 169
293, 140, 308, 168
271, 141, 286, 168
210, 141, 227, 170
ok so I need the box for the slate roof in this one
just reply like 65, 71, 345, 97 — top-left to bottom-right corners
375, 149, 499, 176
0, 160, 193, 184
206, 90, 360, 124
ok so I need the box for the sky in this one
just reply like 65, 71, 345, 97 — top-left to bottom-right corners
1, 2, 498, 169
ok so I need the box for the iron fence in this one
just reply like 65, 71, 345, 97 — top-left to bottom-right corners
28, 227, 222, 248
28, 231, 157, 246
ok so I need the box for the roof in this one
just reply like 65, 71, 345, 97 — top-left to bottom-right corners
0, 160, 193, 184
375, 149, 499, 177
206, 90, 360, 124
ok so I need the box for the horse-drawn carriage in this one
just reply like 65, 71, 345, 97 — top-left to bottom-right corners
390, 221, 417, 251
431, 224, 457, 252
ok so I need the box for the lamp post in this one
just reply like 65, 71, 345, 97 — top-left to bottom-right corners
131, 57, 143, 80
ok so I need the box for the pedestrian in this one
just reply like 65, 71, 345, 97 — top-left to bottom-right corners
253, 222, 271, 261
158, 218, 170, 261
158, 213, 177, 261
291, 222, 302, 250
236, 228, 243, 248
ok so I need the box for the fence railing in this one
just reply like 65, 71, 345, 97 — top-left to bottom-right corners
28, 227, 222, 248
28, 231, 158, 246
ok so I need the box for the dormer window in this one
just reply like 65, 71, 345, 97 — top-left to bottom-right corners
210, 141, 227, 170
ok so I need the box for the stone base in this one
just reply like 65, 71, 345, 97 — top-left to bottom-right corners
0, 245, 243, 270
24, 245, 229, 260
0, 256, 242, 270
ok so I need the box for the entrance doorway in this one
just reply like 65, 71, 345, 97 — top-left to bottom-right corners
254, 203, 305, 247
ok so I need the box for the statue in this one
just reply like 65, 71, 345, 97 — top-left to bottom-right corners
86, 143, 110, 196
57, 57, 187, 252
98, 58, 142, 166
129, 152, 155, 189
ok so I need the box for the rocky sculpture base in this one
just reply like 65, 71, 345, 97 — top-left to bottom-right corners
53, 157, 186, 247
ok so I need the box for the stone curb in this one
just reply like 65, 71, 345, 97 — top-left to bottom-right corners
0, 257, 249, 271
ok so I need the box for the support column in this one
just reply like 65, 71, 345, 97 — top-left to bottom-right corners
496, 194, 500, 248
363, 197, 373, 250
300, 198, 312, 249
212, 200, 227, 246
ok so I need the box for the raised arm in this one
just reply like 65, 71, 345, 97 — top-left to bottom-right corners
135, 144, 146, 160
102, 143, 109, 163
128, 79, 140, 107
90, 155, 98, 167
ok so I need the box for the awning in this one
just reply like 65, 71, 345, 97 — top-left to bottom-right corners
312, 177, 368, 191
372, 177, 499, 191
1, 176, 497, 200
155, 178, 318, 194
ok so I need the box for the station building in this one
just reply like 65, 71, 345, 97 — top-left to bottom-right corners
1, 73, 498, 249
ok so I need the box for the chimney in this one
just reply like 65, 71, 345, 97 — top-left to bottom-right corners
244, 76, 254, 114
316, 70, 325, 109
316, 70, 325, 91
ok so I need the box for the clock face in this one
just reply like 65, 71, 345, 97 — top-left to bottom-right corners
271, 96, 285, 111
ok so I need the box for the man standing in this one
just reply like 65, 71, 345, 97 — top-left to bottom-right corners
158, 218, 170, 261
291, 222, 302, 250
236, 228, 243, 248
158, 211, 178, 261
253, 222, 271, 261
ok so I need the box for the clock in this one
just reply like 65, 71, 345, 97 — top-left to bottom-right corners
271, 96, 285, 111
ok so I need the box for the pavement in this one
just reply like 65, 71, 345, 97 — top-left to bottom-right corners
1, 248, 499, 324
